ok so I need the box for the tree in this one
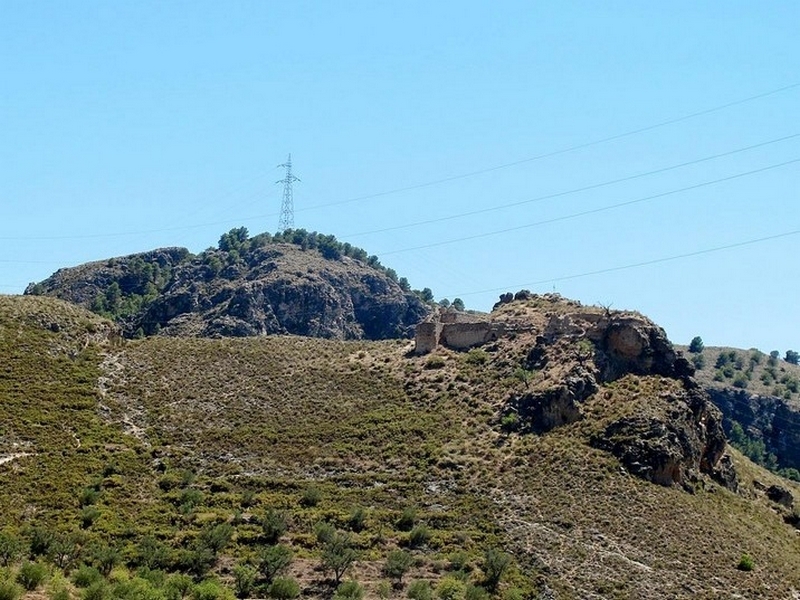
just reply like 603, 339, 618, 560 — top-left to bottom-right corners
321, 533, 357, 584
382, 550, 412, 585
688, 336, 704, 353
452, 298, 465, 311
259, 544, 293, 583
786, 350, 799, 365
482, 548, 511, 592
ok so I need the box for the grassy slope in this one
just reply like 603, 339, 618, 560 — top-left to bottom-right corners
678, 345, 800, 404
2, 296, 800, 599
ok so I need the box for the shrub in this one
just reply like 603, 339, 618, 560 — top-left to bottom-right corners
447, 551, 470, 573
89, 545, 120, 576
233, 564, 256, 598
408, 525, 431, 548
383, 550, 413, 584
268, 577, 300, 600
733, 374, 749, 389
314, 521, 337, 545
73, 565, 103, 588
198, 523, 234, 555
435, 578, 465, 600
81, 506, 101, 529
691, 353, 706, 370
482, 548, 511, 591
424, 356, 445, 370
300, 486, 322, 508
465, 585, 490, 600
407, 580, 433, 600
397, 508, 416, 532
737, 554, 755, 571
377, 581, 392, 599
786, 350, 799, 365
82, 580, 110, 600
465, 349, 488, 365
0, 581, 21, 600
262, 510, 288, 544
258, 545, 292, 583
192, 579, 234, 600
334, 580, 364, 600
348, 507, 366, 533
321, 533, 357, 584
17, 561, 47, 591
0, 533, 21, 567
79, 487, 100, 507
165, 574, 194, 600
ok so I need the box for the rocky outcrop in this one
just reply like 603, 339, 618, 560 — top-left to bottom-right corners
706, 387, 800, 470
26, 237, 429, 341
592, 385, 732, 490
497, 295, 736, 490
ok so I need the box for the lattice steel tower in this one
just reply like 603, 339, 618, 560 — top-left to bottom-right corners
276, 154, 300, 232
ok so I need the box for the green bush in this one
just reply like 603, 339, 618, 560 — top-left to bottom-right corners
262, 510, 288, 544
192, 579, 234, 600
397, 508, 417, 532
300, 486, 322, 507
314, 521, 337, 545
407, 580, 433, 600
383, 550, 413, 584
0, 533, 21, 567
435, 577, 465, 600
408, 525, 431, 548
233, 564, 256, 598
737, 554, 755, 571
464, 585, 490, 600
334, 580, 364, 600
482, 548, 511, 592
73, 565, 103, 588
259, 545, 292, 583
321, 533, 357, 584
82, 580, 110, 600
348, 507, 366, 533
268, 576, 300, 600
17, 561, 48, 591
0, 580, 21, 600
164, 574, 194, 600
465, 349, 488, 365
688, 336, 704, 353
81, 506, 101, 529
198, 523, 234, 555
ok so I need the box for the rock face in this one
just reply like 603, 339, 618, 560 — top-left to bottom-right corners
498, 296, 735, 490
26, 238, 429, 341
707, 387, 800, 470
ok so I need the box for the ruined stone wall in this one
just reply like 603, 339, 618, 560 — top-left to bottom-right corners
414, 321, 443, 354
440, 322, 504, 350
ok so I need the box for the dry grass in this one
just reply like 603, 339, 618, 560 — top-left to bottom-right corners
4, 295, 800, 599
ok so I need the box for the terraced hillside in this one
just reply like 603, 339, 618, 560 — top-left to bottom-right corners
2, 295, 800, 600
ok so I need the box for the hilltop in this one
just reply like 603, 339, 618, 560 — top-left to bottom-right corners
25, 228, 430, 340
2, 293, 800, 599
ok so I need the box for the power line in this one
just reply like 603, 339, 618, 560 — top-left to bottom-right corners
343, 133, 800, 238
446, 228, 800, 298
3, 82, 798, 244
296, 81, 800, 213
376, 157, 800, 256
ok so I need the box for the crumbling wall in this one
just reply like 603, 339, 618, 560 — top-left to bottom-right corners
441, 322, 504, 350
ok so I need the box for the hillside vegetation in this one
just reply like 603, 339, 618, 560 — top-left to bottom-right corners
2, 295, 800, 599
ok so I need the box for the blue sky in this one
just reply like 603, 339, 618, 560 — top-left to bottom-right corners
1, 1, 798, 352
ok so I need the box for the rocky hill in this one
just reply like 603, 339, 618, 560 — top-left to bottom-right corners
25, 228, 430, 340
678, 344, 800, 477
2, 293, 800, 599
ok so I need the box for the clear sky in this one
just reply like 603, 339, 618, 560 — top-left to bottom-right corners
1, 1, 798, 353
